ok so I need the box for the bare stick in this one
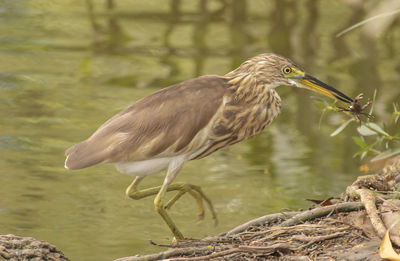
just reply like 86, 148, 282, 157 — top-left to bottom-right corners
279, 202, 364, 227
292, 231, 348, 245
225, 211, 299, 236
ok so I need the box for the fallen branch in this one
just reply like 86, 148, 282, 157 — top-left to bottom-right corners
279, 202, 364, 227
224, 211, 299, 236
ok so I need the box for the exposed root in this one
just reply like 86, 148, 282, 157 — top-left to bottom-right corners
223, 211, 299, 237
279, 202, 363, 227
345, 159, 400, 247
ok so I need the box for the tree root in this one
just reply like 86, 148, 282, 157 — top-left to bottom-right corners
345, 166, 400, 247
279, 202, 363, 227
223, 211, 299, 236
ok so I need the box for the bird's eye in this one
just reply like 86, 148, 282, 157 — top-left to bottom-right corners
283, 66, 292, 74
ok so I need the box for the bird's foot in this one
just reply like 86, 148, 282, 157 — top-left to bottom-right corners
164, 183, 218, 226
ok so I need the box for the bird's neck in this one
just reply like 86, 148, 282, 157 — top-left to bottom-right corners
224, 71, 277, 105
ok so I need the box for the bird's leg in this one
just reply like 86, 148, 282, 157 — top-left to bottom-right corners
124, 162, 193, 240
125, 165, 218, 239
126, 182, 217, 224
126, 179, 214, 223
125, 176, 144, 197
154, 161, 185, 240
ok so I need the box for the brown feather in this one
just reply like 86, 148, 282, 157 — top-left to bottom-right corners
65, 75, 227, 170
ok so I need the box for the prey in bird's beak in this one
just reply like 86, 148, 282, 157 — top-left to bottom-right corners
282, 66, 353, 104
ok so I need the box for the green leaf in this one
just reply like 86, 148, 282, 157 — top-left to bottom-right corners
330, 119, 354, 137
357, 125, 377, 136
365, 122, 390, 136
371, 148, 400, 162
352, 136, 367, 149
353, 139, 378, 159
361, 151, 368, 160
336, 9, 400, 37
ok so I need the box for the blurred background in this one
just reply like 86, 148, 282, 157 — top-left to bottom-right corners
1, 0, 399, 260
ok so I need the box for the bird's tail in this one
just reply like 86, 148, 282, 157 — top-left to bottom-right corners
64, 140, 107, 170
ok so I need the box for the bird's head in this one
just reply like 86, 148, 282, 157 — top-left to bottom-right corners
231, 53, 353, 104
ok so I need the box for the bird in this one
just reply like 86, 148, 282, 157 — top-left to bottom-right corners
64, 53, 353, 240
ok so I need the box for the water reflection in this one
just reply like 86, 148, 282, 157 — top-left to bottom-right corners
1, 1, 399, 261
268, 0, 296, 57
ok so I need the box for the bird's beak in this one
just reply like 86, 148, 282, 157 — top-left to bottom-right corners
291, 74, 353, 104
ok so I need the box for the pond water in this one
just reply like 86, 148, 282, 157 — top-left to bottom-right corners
1, 1, 399, 260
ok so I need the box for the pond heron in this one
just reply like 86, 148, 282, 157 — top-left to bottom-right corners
64, 53, 353, 240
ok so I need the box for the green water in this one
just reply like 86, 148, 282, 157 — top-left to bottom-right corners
1, 1, 399, 260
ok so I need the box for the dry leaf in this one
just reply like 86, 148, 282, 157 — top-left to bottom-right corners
380, 230, 400, 261
306, 197, 336, 206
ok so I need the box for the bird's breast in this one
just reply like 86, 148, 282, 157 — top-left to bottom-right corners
223, 89, 281, 138
192, 90, 281, 160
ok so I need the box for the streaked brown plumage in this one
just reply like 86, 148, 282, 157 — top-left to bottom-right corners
65, 53, 352, 240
